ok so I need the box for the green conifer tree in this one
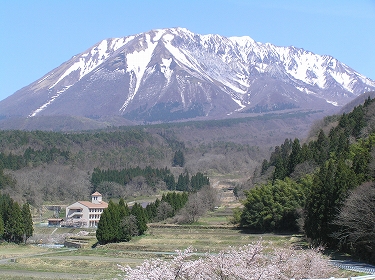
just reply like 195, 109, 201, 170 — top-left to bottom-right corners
172, 150, 185, 167
130, 203, 148, 235
118, 198, 129, 218
107, 200, 120, 242
288, 138, 301, 174
96, 208, 109, 244
21, 203, 33, 244
4, 201, 23, 243
303, 159, 353, 246
0, 217, 4, 239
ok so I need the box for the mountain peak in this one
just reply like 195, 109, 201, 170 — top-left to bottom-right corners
1, 27, 374, 124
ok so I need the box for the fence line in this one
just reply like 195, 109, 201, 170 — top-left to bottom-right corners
290, 260, 375, 280
291, 276, 375, 280
331, 260, 375, 275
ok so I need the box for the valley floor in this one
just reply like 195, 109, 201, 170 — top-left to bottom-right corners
0, 226, 301, 280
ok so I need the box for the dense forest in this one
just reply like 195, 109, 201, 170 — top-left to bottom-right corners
240, 96, 375, 263
91, 166, 209, 193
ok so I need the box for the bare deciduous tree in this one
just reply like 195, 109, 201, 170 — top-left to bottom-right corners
121, 214, 139, 238
155, 201, 174, 222
176, 186, 218, 224
7, 164, 91, 204
176, 192, 205, 224
197, 185, 219, 211
333, 181, 375, 262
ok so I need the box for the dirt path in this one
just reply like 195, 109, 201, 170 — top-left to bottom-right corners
0, 248, 77, 264
0, 268, 97, 279
39, 254, 146, 263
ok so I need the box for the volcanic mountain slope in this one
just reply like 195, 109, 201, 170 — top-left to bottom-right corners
1, 27, 374, 123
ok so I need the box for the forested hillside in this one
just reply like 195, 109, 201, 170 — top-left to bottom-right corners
0, 122, 264, 206
240, 96, 375, 263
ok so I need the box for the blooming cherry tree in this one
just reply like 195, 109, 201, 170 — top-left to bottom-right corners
118, 241, 338, 280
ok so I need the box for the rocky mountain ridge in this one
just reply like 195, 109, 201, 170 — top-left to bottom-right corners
1, 27, 374, 124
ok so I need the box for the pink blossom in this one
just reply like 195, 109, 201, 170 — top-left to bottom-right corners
119, 241, 338, 280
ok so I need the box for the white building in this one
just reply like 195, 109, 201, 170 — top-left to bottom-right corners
65, 192, 108, 228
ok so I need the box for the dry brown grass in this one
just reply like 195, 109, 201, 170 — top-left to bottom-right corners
0, 244, 50, 259
104, 226, 297, 253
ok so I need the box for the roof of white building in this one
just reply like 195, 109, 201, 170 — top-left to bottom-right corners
91, 191, 102, 196
76, 201, 108, 209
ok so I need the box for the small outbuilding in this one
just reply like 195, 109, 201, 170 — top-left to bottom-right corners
47, 218, 64, 227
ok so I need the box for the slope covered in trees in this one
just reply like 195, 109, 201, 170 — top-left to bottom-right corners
0, 125, 264, 205
240, 96, 375, 263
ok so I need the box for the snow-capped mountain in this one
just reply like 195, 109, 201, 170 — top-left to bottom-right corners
1, 27, 374, 123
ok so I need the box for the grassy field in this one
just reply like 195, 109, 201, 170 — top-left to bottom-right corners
0, 183, 351, 279
0, 184, 306, 279
0, 224, 305, 279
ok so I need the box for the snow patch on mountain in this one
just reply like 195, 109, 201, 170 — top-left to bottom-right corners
327, 100, 339, 106
49, 38, 131, 90
232, 97, 246, 110
152, 29, 166, 42
279, 48, 327, 88
37, 73, 53, 84
120, 34, 158, 112
330, 71, 353, 92
29, 85, 71, 117
163, 33, 199, 73
161, 58, 173, 84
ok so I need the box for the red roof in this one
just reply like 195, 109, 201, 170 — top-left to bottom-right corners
77, 201, 108, 209
91, 191, 102, 196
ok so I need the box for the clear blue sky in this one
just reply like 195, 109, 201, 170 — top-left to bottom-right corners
1, 0, 374, 102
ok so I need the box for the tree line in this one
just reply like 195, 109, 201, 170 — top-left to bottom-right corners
0, 193, 33, 243
96, 192, 188, 244
96, 198, 147, 244
145, 192, 189, 222
91, 166, 175, 189
240, 96, 375, 263
0, 147, 69, 172
91, 167, 209, 193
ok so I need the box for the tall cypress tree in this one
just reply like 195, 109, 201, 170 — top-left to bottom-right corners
21, 203, 33, 244
118, 198, 132, 242
304, 159, 355, 246
107, 200, 120, 242
118, 198, 129, 218
273, 156, 287, 182
172, 150, 185, 167
130, 203, 147, 235
96, 208, 110, 244
0, 216, 4, 239
4, 201, 23, 243
314, 130, 330, 165
288, 138, 301, 175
